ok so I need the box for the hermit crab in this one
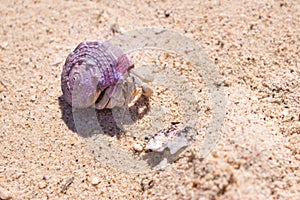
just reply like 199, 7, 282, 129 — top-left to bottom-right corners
61, 41, 153, 109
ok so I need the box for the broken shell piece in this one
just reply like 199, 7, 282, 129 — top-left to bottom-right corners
91, 177, 100, 185
145, 125, 196, 154
145, 135, 168, 152
167, 134, 190, 154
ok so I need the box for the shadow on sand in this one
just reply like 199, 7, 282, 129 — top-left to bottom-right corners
58, 96, 190, 171
58, 95, 151, 138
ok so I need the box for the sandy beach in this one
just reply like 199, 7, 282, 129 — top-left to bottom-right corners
0, 0, 299, 199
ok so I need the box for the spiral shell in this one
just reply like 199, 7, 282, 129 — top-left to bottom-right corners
61, 41, 133, 108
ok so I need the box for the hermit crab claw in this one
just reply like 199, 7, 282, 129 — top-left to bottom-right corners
129, 68, 154, 98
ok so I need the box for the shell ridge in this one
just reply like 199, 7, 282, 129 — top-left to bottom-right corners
61, 41, 136, 108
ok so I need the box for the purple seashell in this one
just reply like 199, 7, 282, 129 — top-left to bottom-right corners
61, 41, 134, 108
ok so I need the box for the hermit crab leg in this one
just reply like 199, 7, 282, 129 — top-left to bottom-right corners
94, 77, 136, 109
129, 68, 154, 97
129, 68, 154, 83
94, 68, 154, 109
94, 86, 117, 109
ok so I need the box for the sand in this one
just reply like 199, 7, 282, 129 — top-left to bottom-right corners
0, 0, 299, 199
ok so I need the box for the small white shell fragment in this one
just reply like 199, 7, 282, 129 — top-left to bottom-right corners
0, 186, 12, 200
91, 176, 100, 185
133, 143, 144, 152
